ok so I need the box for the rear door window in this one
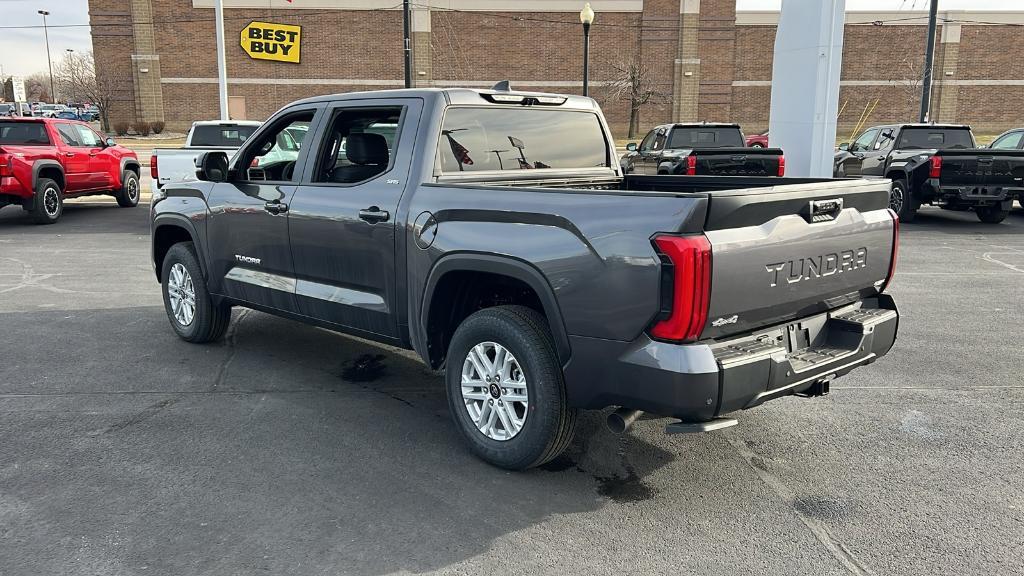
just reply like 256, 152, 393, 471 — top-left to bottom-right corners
0, 122, 50, 145
55, 123, 83, 146
439, 107, 608, 172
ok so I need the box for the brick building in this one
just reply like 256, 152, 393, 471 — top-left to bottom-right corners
88, 0, 1024, 136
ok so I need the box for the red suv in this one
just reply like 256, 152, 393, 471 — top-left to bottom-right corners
0, 117, 141, 224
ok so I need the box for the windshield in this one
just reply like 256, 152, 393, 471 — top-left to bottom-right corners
189, 124, 260, 147
439, 107, 608, 172
897, 128, 975, 150
0, 121, 50, 145
668, 127, 744, 149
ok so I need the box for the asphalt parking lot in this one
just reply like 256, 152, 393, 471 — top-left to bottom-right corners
1, 182, 1022, 575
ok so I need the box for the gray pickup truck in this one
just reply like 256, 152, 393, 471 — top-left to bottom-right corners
150, 87, 899, 470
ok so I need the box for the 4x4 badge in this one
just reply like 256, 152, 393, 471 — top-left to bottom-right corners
712, 315, 739, 327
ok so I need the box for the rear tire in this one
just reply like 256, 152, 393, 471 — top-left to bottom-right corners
889, 179, 916, 223
161, 242, 232, 343
976, 206, 1008, 224
445, 305, 577, 470
30, 177, 63, 224
115, 170, 140, 208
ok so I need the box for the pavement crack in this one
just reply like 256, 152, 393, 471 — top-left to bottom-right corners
725, 432, 876, 576
90, 397, 178, 436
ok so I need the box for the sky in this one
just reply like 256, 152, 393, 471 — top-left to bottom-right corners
0, 0, 1015, 78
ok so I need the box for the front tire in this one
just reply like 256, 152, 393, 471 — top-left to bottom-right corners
889, 178, 916, 223
115, 170, 140, 207
445, 305, 577, 470
30, 177, 63, 224
161, 242, 232, 343
976, 206, 1008, 224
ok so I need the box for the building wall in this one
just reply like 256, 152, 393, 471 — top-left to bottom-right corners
88, 1, 1024, 138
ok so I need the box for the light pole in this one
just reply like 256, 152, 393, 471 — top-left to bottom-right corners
919, 0, 939, 122
65, 49, 75, 105
38, 10, 55, 103
579, 3, 595, 97
214, 0, 229, 120
403, 0, 412, 88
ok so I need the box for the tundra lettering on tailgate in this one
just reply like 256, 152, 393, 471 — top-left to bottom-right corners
765, 248, 867, 287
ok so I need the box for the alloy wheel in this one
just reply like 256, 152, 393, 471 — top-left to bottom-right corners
889, 184, 905, 215
167, 263, 196, 326
44, 187, 60, 217
461, 341, 529, 441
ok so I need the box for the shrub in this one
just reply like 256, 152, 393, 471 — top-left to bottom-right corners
132, 121, 151, 136
113, 122, 130, 136
151, 121, 165, 134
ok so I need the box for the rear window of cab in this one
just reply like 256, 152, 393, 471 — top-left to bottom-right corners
438, 107, 609, 173
0, 121, 51, 145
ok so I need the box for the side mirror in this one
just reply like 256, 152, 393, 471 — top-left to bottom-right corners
626, 142, 638, 152
195, 151, 230, 183
104, 137, 116, 148
838, 142, 850, 151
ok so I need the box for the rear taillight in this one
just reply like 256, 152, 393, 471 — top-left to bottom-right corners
777, 155, 786, 177
881, 208, 899, 293
0, 154, 11, 177
929, 155, 942, 179
649, 235, 712, 342
150, 154, 158, 180
685, 155, 697, 176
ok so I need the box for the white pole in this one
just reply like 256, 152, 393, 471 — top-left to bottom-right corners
214, 0, 229, 120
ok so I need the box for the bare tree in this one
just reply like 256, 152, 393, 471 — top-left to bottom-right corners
602, 59, 671, 139
24, 72, 52, 103
891, 55, 928, 119
54, 51, 128, 132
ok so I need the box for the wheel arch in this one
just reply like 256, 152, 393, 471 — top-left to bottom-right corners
420, 254, 571, 370
152, 215, 207, 282
32, 160, 65, 191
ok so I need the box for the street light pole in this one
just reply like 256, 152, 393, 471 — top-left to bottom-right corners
403, 0, 413, 88
65, 49, 75, 105
38, 10, 55, 103
579, 3, 595, 97
919, 0, 939, 122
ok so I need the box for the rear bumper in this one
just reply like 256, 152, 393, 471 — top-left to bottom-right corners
563, 295, 898, 421
926, 179, 1020, 208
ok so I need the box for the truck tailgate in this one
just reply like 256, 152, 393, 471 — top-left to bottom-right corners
936, 149, 1024, 188
700, 179, 896, 340
693, 147, 784, 177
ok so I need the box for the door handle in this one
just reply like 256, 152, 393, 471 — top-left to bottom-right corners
876, 156, 886, 160
64, 152, 75, 157
264, 201, 288, 215
358, 206, 390, 224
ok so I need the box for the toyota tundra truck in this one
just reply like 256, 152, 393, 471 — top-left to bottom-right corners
150, 87, 899, 470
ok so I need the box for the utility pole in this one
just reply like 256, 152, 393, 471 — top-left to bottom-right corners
65, 49, 75, 105
919, 0, 939, 122
38, 10, 55, 102
214, 0, 229, 120
403, 0, 412, 88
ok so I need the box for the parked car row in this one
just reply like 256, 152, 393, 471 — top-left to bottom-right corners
0, 102, 100, 120
835, 124, 1024, 223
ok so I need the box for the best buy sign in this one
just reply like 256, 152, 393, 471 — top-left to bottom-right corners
240, 21, 301, 63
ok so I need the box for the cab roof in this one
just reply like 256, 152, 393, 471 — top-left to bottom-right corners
286, 87, 600, 111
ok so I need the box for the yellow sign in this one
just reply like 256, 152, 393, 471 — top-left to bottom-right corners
240, 21, 301, 63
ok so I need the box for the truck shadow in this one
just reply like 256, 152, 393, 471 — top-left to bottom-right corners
0, 305, 674, 575
904, 205, 1024, 234
0, 200, 151, 234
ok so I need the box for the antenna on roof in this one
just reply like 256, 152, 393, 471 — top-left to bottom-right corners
492, 80, 512, 91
